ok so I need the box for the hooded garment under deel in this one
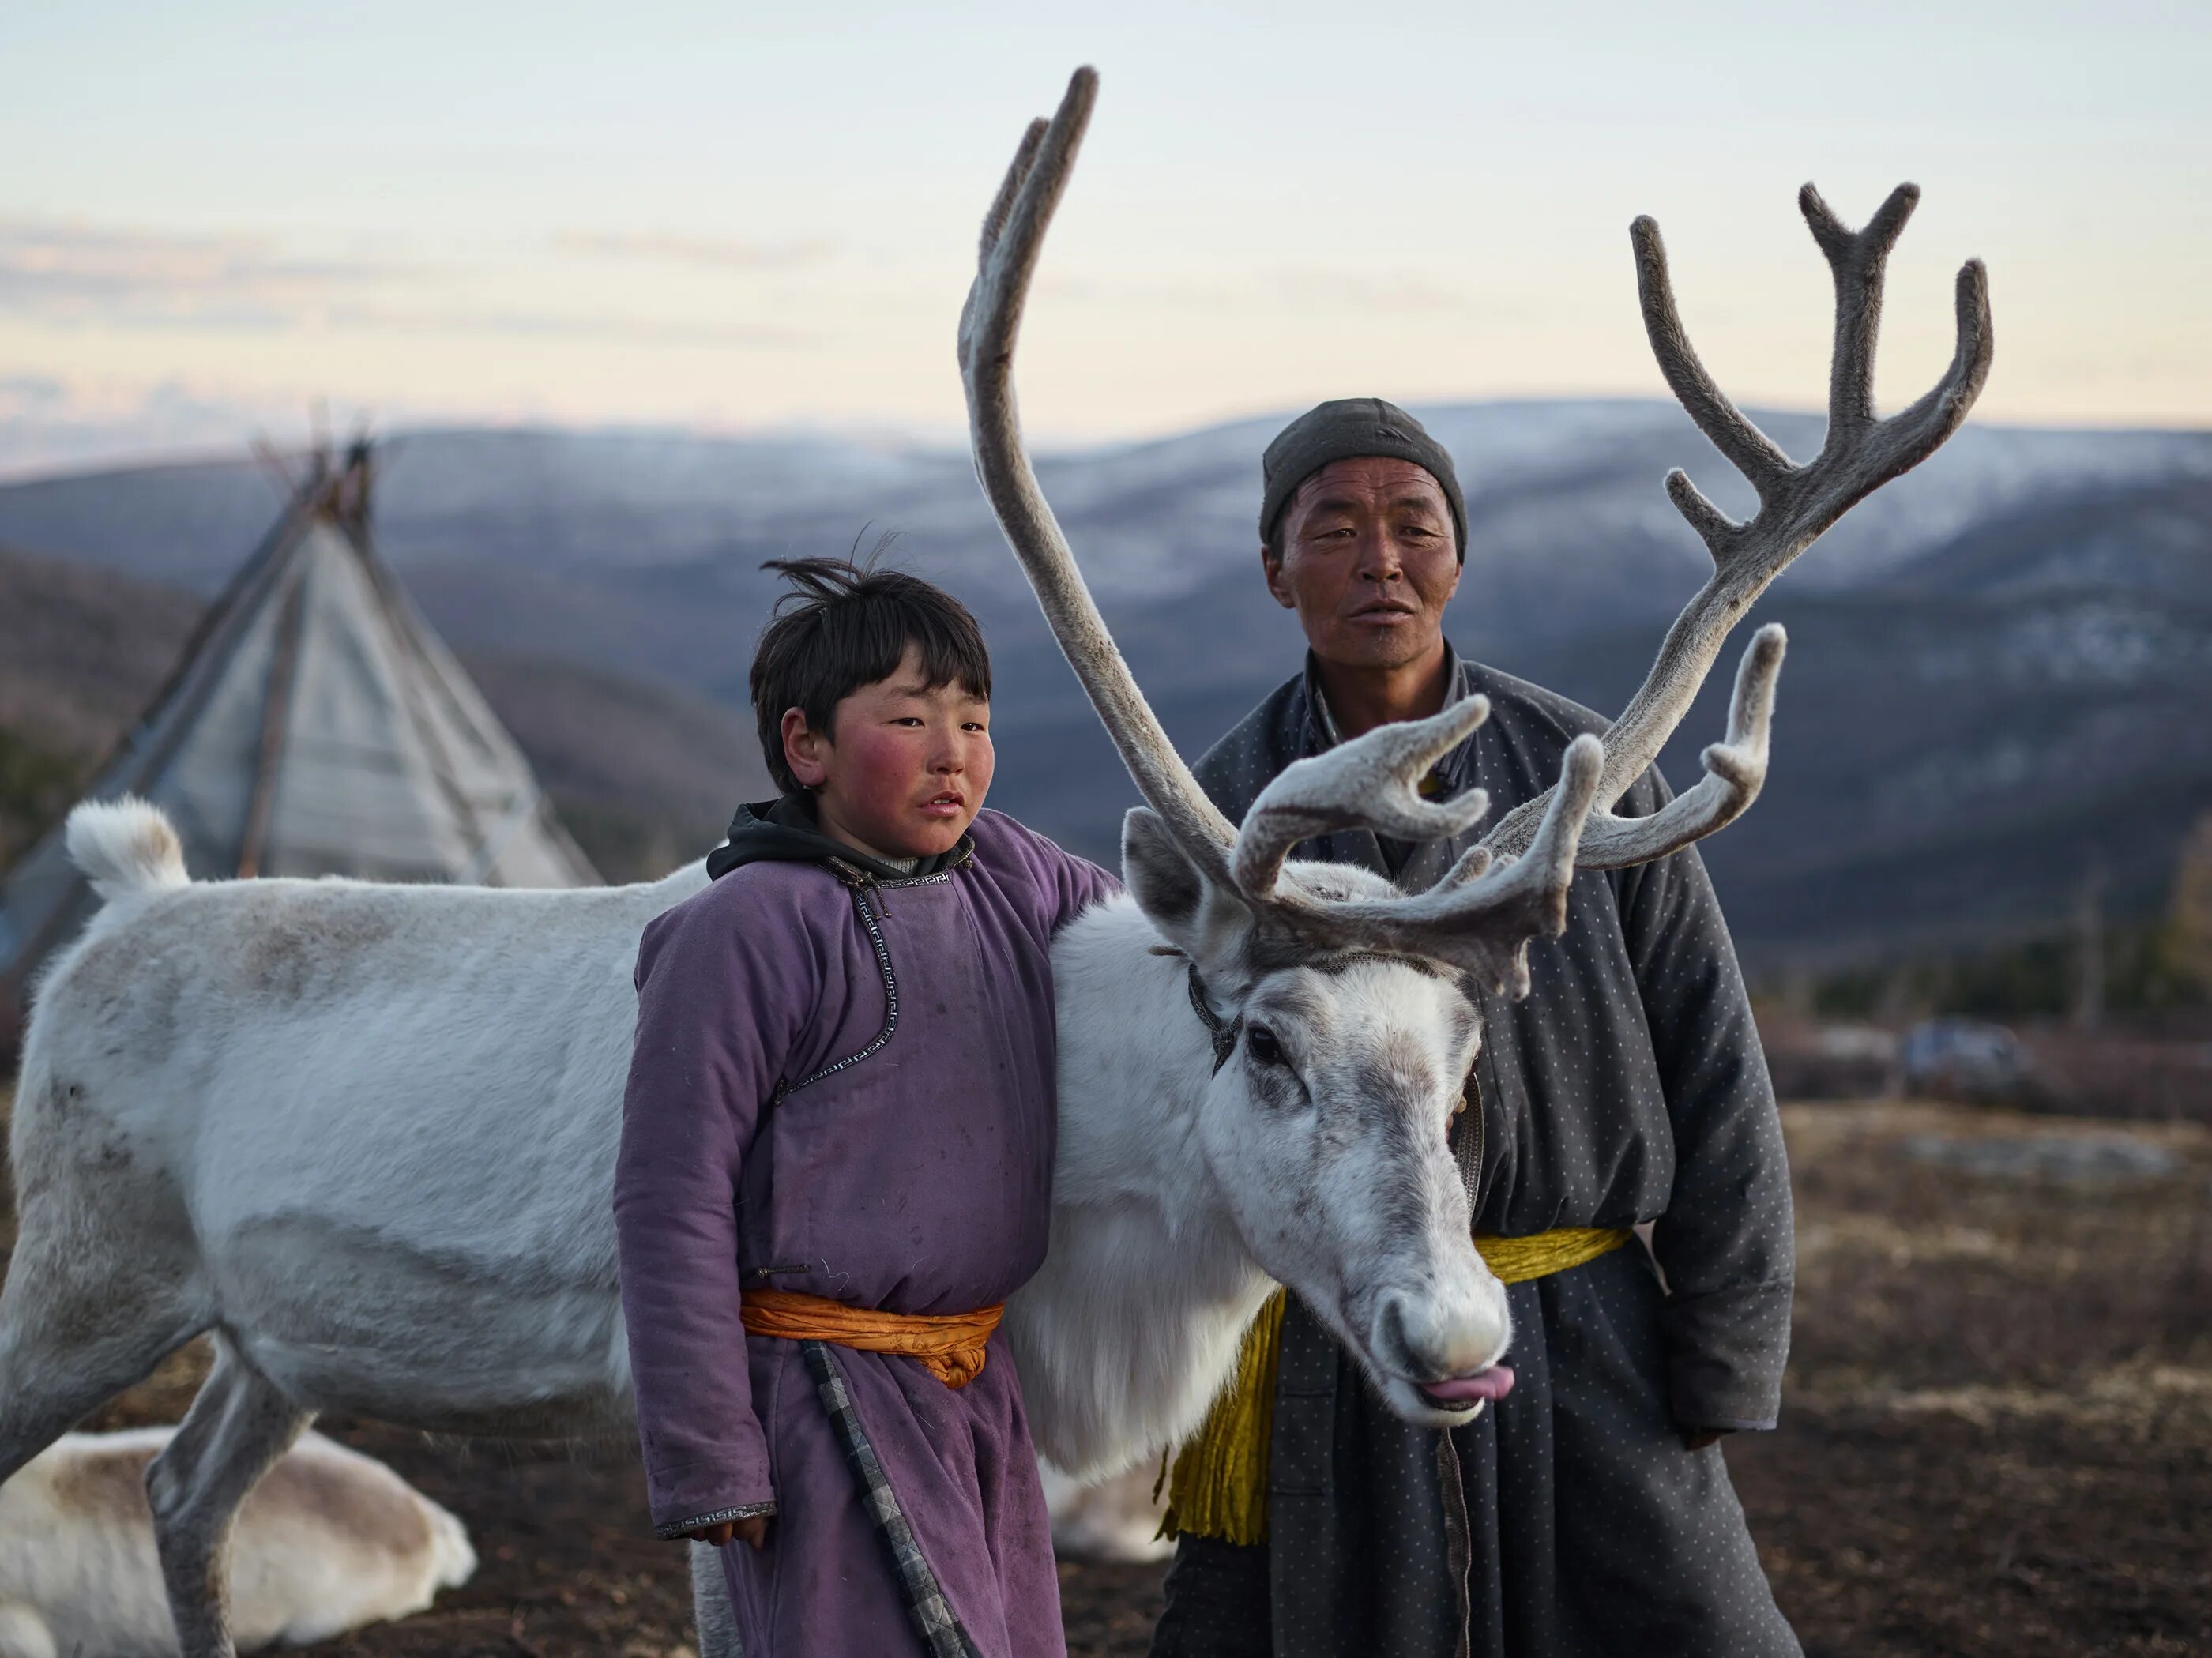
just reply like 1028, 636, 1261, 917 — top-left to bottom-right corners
1150, 648, 1801, 1658
615, 802, 1119, 1658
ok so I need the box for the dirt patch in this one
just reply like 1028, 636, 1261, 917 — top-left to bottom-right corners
1729, 1101, 2212, 1656
6, 1099, 2209, 1654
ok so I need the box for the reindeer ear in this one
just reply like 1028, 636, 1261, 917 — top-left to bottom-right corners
1123, 807, 1205, 933
1123, 807, 1248, 964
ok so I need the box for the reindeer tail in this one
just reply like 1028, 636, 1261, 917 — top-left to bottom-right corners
66, 798, 188, 902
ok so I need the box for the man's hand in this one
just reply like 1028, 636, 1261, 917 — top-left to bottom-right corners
1683, 1427, 1732, 1452
686, 1514, 772, 1549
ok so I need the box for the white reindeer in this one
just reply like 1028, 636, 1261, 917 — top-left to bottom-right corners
0, 1427, 473, 1658
0, 69, 1987, 1658
1041, 1465, 1174, 1565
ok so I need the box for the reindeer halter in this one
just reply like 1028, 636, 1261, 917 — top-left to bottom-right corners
1186, 964, 1242, 1074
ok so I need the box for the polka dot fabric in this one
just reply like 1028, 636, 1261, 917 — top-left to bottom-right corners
1151, 648, 1801, 1658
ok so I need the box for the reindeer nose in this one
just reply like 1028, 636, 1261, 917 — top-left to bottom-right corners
1375, 1290, 1473, 1378
1375, 1292, 1421, 1375
1373, 1282, 1509, 1383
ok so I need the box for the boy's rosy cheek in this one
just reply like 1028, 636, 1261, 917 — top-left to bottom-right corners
838, 732, 921, 810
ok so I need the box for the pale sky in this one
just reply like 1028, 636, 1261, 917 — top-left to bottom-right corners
2, 1, 2206, 472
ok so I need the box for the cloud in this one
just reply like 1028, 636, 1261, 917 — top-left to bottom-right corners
319, 303, 813, 349
1039, 265, 1481, 316
1269, 267, 1480, 314
0, 220, 390, 325
0, 373, 380, 479
0, 374, 67, 413
551, 231, 838, 272
0, 218, 816, 350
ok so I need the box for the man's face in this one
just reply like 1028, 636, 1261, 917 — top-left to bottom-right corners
1263, 457, 1461, 671
782, 644, 994, 862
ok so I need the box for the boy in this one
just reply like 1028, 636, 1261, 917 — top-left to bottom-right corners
613, 557, 1117, 1658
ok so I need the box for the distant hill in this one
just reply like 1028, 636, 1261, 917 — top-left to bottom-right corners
0, 543, 200, 873
0, 544, 768, 884
461, 651, 769, 880
1, 402, 2205, 966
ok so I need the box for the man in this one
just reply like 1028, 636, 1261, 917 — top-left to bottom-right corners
1151, 400, 1801, 1658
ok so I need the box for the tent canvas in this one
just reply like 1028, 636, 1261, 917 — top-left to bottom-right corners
0, 451, 597, 1027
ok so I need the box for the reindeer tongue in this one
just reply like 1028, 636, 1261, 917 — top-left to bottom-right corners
1420, 1365, 1515, 1406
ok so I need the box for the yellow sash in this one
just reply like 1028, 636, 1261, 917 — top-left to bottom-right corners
739, 1287, 1003, 1389
1160, 1227, 1632, 1544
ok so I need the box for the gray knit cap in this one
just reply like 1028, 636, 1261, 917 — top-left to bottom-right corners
1259, 398, 1466, 562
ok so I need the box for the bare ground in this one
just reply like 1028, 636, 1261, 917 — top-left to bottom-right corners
6, 1098, 2209, 1656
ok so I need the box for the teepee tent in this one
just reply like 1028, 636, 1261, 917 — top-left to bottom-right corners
0, 442, 596, 1027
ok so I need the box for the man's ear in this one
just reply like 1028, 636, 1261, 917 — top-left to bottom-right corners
1123, 807, 1251, 967
781, 707, 830, 789
1260, 543, 1296, 611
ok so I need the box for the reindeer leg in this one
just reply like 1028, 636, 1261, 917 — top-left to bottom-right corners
0, 1252, 200, 1484
0, 1157, 206, 1485
145, 1336, 313, 1658
690, 1542, 746, 1658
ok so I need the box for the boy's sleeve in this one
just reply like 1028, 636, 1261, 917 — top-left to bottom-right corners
613, 888, 808, 1537
1032, 829, 1123, 934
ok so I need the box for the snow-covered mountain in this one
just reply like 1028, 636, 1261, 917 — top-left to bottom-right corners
2, 401, 2205, 967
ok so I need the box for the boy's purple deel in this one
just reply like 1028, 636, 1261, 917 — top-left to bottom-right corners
615, 809, 1118, 1658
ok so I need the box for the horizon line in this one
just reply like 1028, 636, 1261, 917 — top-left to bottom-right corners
4, 392, 2209, 489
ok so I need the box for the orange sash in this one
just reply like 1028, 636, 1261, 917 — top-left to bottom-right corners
739, 1287, 1004, 1389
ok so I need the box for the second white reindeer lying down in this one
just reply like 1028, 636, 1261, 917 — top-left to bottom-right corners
0, 1427, 474, 1658
1040, 1462, 1173, 1565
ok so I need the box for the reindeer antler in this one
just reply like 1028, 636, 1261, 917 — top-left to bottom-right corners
1231, 694, 1495, 900
961, 70, 1604, 993
961, 77, 1992, 995
961, 70, 1238, 889
1477, 182, 1993, 863
1245, 731, 1606, 996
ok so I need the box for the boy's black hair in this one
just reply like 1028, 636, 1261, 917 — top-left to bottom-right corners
750, 549, 993, 794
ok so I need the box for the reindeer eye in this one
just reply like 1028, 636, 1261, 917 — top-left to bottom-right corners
1245, 1025, 1285, 1066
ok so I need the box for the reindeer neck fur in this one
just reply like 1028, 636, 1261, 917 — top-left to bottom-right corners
1003, 893, 1278, 1480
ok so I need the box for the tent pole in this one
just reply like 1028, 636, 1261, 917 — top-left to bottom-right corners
235, 569, 309, 879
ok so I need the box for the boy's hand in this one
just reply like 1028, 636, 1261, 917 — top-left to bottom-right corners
687, 1514, 772, 1549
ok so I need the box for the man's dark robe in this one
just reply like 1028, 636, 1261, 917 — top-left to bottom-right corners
1155, 647, 1800, 1658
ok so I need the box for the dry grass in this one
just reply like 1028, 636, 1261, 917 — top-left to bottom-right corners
1728, 1102, 2211, 1656
1780, 1103, 2210, 1398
